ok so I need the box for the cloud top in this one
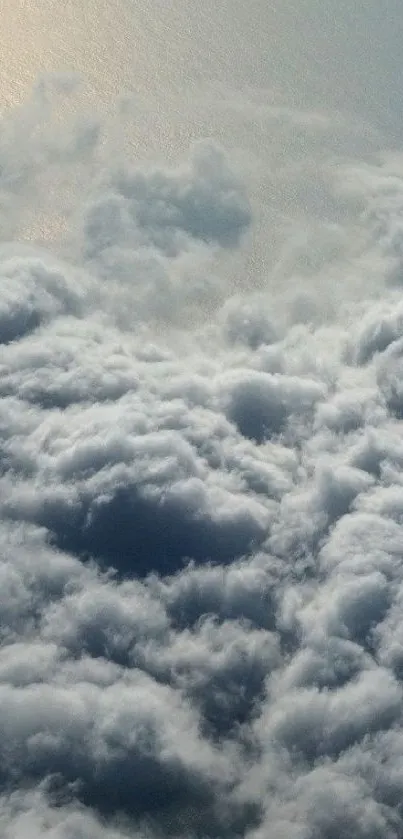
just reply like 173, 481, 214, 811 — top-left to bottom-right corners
1, 83, 403, 839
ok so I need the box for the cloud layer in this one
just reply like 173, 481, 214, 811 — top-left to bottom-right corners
2, 82, 403, 839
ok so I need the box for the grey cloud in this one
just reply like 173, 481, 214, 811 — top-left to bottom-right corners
0, 673, 236, 828
0, 246, 85, 344
81, 141, 251, 261
0, 786, 136, 839
220, 369, 325, 443
221, 296, 279, 350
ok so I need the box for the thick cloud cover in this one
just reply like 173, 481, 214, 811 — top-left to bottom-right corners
3, 78, 403, 839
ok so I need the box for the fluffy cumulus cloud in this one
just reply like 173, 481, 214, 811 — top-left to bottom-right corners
3, 80, 403, 839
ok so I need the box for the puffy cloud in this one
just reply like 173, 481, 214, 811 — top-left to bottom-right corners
3, 82, 403, 839
81, 141, 251, 257
219, 368, 325, 443
0, 245, 86, 344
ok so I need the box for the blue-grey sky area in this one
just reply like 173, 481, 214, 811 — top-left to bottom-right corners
1, 3, 403, 838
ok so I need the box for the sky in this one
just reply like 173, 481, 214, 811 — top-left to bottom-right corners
1, 2, 403, 838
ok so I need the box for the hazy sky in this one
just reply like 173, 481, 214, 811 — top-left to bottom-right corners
3, 0, 403, 133
3, 0, 402, 289
2, 4, 403, 839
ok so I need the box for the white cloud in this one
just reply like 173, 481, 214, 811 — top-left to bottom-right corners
2, 73, 403, 839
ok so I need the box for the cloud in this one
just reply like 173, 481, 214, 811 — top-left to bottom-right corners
82, 141, 251, 255
219, 368, 325, 442
0, 245, 86, 344
3, 79, 403, 839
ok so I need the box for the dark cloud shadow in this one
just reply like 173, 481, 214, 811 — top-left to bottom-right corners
42, 485, 266, 578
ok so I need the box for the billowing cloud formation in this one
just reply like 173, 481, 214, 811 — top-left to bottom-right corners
3, 84, 403, 839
